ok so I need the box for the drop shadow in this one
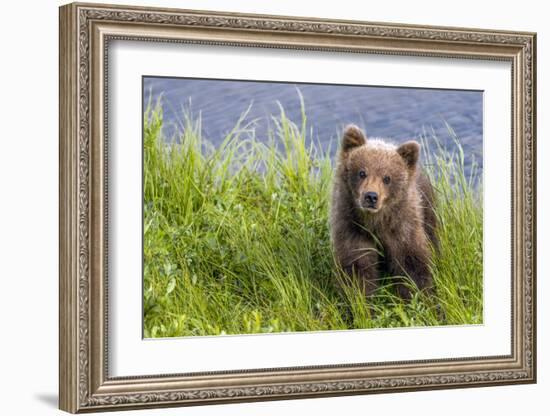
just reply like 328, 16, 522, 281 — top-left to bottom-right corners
35, 393, 58, 408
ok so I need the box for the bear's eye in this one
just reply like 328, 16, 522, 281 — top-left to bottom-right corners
383, 176, 391, 185
358, 170, 367, 179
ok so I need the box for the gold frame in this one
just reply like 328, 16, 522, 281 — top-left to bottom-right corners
59, 2, 537, 413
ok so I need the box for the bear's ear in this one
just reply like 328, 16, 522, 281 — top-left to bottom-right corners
397, 141, 420, 169
341, 124, 366, 152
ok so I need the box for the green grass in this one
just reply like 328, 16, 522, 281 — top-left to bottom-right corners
143, 100, 483, 338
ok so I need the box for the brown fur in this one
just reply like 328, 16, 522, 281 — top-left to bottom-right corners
330, 125, 438, 299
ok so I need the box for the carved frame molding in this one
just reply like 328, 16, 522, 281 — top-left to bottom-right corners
59, 2, 536, 413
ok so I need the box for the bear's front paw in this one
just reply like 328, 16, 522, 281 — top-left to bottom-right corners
396, 284, 413, 301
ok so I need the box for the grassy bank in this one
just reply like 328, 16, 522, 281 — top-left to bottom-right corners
143, 102, 483, 338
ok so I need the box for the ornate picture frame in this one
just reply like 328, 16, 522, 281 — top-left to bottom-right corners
59, 2, 536, 413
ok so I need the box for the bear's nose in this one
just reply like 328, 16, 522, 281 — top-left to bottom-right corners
364, 192, 378, 206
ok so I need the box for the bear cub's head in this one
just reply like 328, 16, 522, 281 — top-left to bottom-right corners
340, 124, 420, 214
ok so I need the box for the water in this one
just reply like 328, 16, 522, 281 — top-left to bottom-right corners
143, 77, 483, 177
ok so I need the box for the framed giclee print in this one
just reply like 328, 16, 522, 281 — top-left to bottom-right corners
59, 2, 537, 413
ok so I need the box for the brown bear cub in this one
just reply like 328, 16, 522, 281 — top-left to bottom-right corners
330, 125, 438, 300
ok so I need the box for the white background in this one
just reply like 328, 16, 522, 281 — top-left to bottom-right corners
0, 0, 545, 415
110, 42, 511, 376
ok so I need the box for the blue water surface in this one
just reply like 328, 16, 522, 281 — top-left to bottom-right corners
143, 77, 483, 177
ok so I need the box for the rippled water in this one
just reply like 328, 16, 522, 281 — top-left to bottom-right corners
143, 77, 483, 177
